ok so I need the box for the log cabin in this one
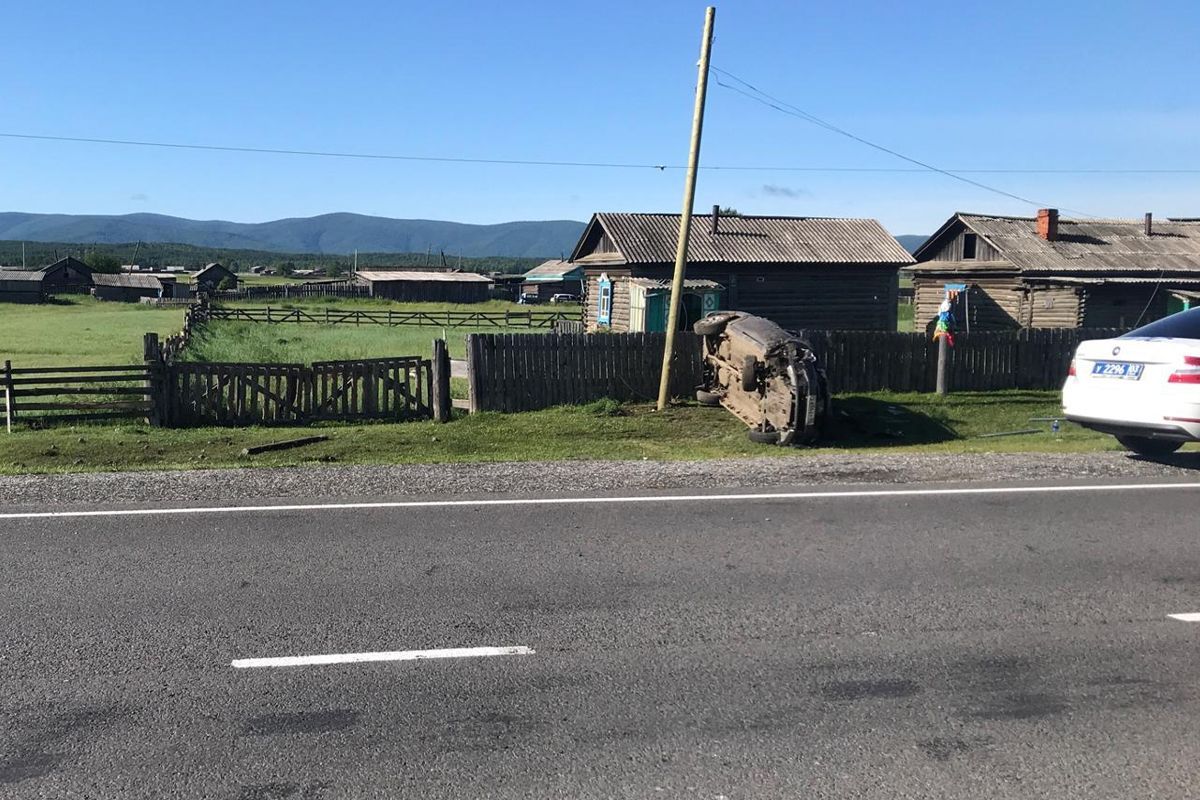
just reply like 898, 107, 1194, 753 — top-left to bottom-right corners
573, 209, 914, 332
911, 210, 1200, 331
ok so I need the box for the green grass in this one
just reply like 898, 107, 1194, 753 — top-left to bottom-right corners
219, 296, 534, 313
182, 320, 512, 362
897, 302, 915, 331
0, 297, 186, 367
1, 390, 1175, 476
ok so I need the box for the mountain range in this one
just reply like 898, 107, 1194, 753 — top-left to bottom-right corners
0, 211, 928, 259
0, 212, 587, 259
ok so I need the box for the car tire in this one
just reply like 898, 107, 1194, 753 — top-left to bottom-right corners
740, 355, 758, 392
1116, 435, 1184, 457
747, 426, 781, 445
693, 312, 739, 336
695, 389, 722, 407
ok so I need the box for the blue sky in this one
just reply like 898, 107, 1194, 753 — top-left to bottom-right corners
2, 0, 1197, 235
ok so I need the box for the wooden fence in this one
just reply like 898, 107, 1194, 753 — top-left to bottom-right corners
795, 327, 1127, 393
2, 361, 154, 430
6, 338, 453, 430
214, 282, 369, 301
207, 306, 579, 329
466, 332, 702, 412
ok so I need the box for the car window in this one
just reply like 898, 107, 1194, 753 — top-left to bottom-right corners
1120, 307, 1200, 339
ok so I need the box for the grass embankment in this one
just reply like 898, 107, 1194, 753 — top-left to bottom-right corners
0, 391, 1152, 476
0, 297, 185, 367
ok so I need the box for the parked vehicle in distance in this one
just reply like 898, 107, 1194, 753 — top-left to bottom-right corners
517, 292, 540, 305
1063, 307, 1200, 456
549, 293, 580, 304
694, 311, 830, 445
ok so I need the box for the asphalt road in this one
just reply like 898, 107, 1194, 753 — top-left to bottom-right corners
3, 480, 1200, 798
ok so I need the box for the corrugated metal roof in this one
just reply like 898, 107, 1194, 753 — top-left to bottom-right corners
91, 273, 163, 289
583, 213, 915, 266
356, 270, 492, 283
0, 268, 46, 284
960, 214, 1200, 273
523, 259, 584, 281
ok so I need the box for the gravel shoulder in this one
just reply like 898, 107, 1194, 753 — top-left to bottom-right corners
2, 451, 1198, 508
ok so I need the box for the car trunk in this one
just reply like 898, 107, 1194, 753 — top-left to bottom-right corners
1074, 337, 1199, 392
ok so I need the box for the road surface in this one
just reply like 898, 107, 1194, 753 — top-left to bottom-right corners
2, 480, 1200, 798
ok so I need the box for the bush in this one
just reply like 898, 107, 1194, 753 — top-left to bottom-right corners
581, 398, 624, 416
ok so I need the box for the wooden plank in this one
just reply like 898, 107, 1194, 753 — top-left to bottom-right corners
7, 364, 151, 375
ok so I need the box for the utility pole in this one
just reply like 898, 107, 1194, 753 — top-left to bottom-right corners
657, 6, 715, 411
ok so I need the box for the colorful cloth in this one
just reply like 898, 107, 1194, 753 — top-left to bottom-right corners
933, 291, 959, 346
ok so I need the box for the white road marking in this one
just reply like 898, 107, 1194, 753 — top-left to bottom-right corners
231, 645, 534, 669
1, 481, 1198, 520
1168, 613, 1200, 622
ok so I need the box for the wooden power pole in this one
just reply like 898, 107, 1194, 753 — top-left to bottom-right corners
657, 5, 716, 411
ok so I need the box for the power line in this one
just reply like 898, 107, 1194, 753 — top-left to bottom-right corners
709, 65, 1099, 215
0, 131, 1195, 176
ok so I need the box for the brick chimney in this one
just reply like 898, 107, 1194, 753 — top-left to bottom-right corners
1145, 212, 1153, 236
711, 204, 720, 235
1036, 208, 1059, 241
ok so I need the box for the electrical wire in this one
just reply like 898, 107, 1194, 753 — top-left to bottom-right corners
0, 131, 1195, 177
709, 66, 1100, 216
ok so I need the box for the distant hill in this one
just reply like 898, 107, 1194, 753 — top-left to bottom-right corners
0, 212, 587, 259
896, 234, 927, 254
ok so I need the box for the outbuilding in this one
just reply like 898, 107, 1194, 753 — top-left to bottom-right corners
192, 263, 238, 293
0, 268, 46, 303
573, 210, 914, 332
354, 270, 493, 303
521, 259, 584, 301
91, 273, 165, 302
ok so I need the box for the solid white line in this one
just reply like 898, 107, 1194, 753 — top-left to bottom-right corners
1168, 613, 1200, 622
231, 645, 535, 669
2, 481, 1198, 520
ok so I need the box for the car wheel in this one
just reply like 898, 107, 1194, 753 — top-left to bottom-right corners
695, 389, 722, 407
1115, 435, 1184, 457
747, 426, 781, 445
693, 311, 739, 336
740, 355, 758, 392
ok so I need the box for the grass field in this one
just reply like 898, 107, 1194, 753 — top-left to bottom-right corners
0, 390, 1166, 476
220, 296, 538, 313
182, 320, 510, 362
0, 297, 185, 366
897, 302, 914, 331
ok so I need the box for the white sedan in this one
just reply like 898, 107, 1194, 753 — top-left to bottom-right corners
1062, 307, 1200, 456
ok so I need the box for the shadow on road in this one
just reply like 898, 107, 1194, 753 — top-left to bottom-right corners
1126, 450, 1200, 471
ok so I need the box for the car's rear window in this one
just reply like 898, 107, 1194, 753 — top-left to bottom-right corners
1120, 307, 1200, 339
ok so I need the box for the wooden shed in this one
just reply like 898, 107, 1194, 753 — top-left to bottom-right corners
40, 256, 95, 293
192, 263, 238, 293
354, 269, 493, 303
911, 210, 1200, 330
0, 268, 46, 303
91, 272, 164, 302
521, 259, 584, 301
573, 210, 913, 332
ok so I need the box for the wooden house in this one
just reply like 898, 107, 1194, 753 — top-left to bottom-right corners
40, 257, 95, 292
91, 273, 165, 302
192, 262, 238, 292
0, 257, 94, 303
0, 269, 46, 303
911, 210, 1200, 330
521, 259, 584, 300
572, 210, 914, 332
354, 269, 492, 302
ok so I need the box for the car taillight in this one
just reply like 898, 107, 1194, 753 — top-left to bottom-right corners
1167, 355, 1200, 384
1067, 359, 1076, 377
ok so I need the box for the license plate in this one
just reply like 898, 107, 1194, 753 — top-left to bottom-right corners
1091, 361, 1143, 380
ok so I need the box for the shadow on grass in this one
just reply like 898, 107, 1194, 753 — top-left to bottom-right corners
827, 396, 958, 449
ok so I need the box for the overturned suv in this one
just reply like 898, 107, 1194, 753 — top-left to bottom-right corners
693, 311, 831, 445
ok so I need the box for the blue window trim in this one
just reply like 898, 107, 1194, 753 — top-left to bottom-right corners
597, 274, 612, 325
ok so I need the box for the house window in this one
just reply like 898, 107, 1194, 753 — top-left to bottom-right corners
963, 233, 978, 260
597, 274, 612, 326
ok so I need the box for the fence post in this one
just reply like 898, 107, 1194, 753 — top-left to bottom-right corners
935, 334, 949, 396
3, 360, 12, 433
143, 333, 164, 426
431, 339, 452, 422
466, 334, 481, 413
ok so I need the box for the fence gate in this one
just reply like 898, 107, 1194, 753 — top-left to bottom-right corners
161, 357, 432, 426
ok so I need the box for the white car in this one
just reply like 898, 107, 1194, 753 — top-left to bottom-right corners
1062, 307, 1200, 456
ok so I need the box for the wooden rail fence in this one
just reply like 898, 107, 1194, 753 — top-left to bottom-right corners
3, 361, 154, 430
207, 306, 579, 329
215, 282, 369, 301
466, 332, 702, 412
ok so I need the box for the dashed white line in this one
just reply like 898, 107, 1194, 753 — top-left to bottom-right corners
231, 645, 535, 669
2, 481, 1199, 520
1167, 613, 1200, 622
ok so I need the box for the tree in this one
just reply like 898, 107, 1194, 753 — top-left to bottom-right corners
217, 276, 237, 291
84, 252, 122, 273
718, 206, 742, 217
